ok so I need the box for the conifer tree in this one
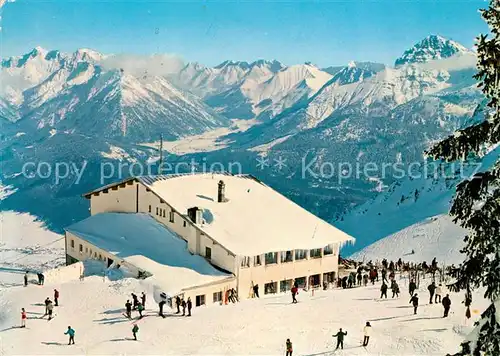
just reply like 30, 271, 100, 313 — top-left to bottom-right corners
427, 1, 499, 354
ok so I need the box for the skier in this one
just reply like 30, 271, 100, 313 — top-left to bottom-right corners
253, 284, 259, 298
286, 338, 293, 356
187, 297, 192, 316
40, 273, 45, 285
37, 273, 42, 285
181, 299, 186, 316
363, 322, 371, 347
374, 268, 379, 282
64, 326, 75, 345
389, 261, 394, 271
363, 274, 368, 286
427, 282, 437, 304
175, 296, 181, 314
131, 293, 139, 310
44, 297, 51, 316
141, 292, 146, 309
125, 300, 132, 319
159, 299, 166, 317
132, 324, 139, 341
381, 269, 388, 283
348, 274, 354, 288
442, 294, 451, 317
47, 300, 54, 320
391, 281, 400, 298
137, 302, 144, 318
291, 285, 298, 304
24, 272, 28, 287
369, 269, 376, 285
409, 293, 419, 314
357, 272, 362, 286
435, 284, 443, 304
54, 289, 59, 306
333, 328, 347, 350
380, 282, 388, 299
21, 308, 27, 328
409, 279, 417, 296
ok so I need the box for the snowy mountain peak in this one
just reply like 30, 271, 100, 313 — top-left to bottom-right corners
395, 35, 471, 67
214, 60, 251, 70
347, 60, 357, 68
73, 48, 104, 62
250, 59, 284, 72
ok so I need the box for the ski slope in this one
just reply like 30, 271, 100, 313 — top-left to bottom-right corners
0, 209, 488, 355
0, 273, 487, 356
350, 214, 467, 265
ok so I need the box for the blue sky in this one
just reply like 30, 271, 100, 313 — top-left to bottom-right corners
0, 0, 489, 67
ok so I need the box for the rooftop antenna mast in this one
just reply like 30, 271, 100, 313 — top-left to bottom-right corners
159, 134, 163, 174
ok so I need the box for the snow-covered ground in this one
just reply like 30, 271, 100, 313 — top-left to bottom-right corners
0, 273, 487, 355
350, 214, 467, 265
0, 211, 64, 288
0, 209, 488, 355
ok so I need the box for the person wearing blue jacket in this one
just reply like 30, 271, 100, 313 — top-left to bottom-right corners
64, 326, 75, 345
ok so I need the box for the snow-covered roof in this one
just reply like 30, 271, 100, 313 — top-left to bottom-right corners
65, 213, 231, 295
139, 173, 355, 256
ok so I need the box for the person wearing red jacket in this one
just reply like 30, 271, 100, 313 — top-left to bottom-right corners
54, 289, 60, 306
21, 308, 27, 328
291, 286, 298, 304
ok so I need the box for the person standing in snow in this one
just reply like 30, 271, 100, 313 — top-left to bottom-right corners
47, 300, 54, 320
54, 289, 59, 306
175, 296, 181, 314
141, 292, 146, 309
442, 294, 451, 318
64, 326, 75, 345
381, 269, 388, 283
333, 328, 347, 350
181, 299, 186, 316
363, 322, 371, 347
125, 300, 132, 319
357, 272, 362, 286
253, 284, 259, 298
285, 338, 293, 356
291, 285, 298, 304
44, 297, 51, 316
24, 272, 28, 287
131, 293, 139, 310
427, 282, 437, 304
409, 294, 419, 315
187, 297, 192, 317
21, 308, 27, 328
435, 284, 443, 304
409, 279, 417, 296
137, 302, 144, 318
380, 282, 388, 299
159, 299, 166, 317
363, 274, 368, 287
40, 273, 44, 285
132, 324, 139, 341
391, 281, 400, 298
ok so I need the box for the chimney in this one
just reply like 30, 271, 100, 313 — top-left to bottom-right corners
218, 180, 226, 203
187, 207, 204, 224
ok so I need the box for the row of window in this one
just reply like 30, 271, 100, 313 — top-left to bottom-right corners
240, 246, 335, 268
70, 239, 103, 260
149, 205, 187, 226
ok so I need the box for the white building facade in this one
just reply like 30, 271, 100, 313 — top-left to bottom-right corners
67, 173, 354, 303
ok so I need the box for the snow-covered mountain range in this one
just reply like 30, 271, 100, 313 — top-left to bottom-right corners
0, 34, 485, 254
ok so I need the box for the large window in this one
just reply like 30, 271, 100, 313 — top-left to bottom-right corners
213, 291, 222, 303
310, 248, 322, 259
295, 249, 307, 261
79, 244, 83, 253
265, 252, 278, 265
196, 294, 206, 306
205, 247, 212, 260
240, 256, 250, 268
169, 209, 175, 223
280, 279, 292, 292
254, 255, 262, 266
70, 240, 75, 248
323, 244, 334, 256
264, 281, 277, 294
281, 250, 293, 263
